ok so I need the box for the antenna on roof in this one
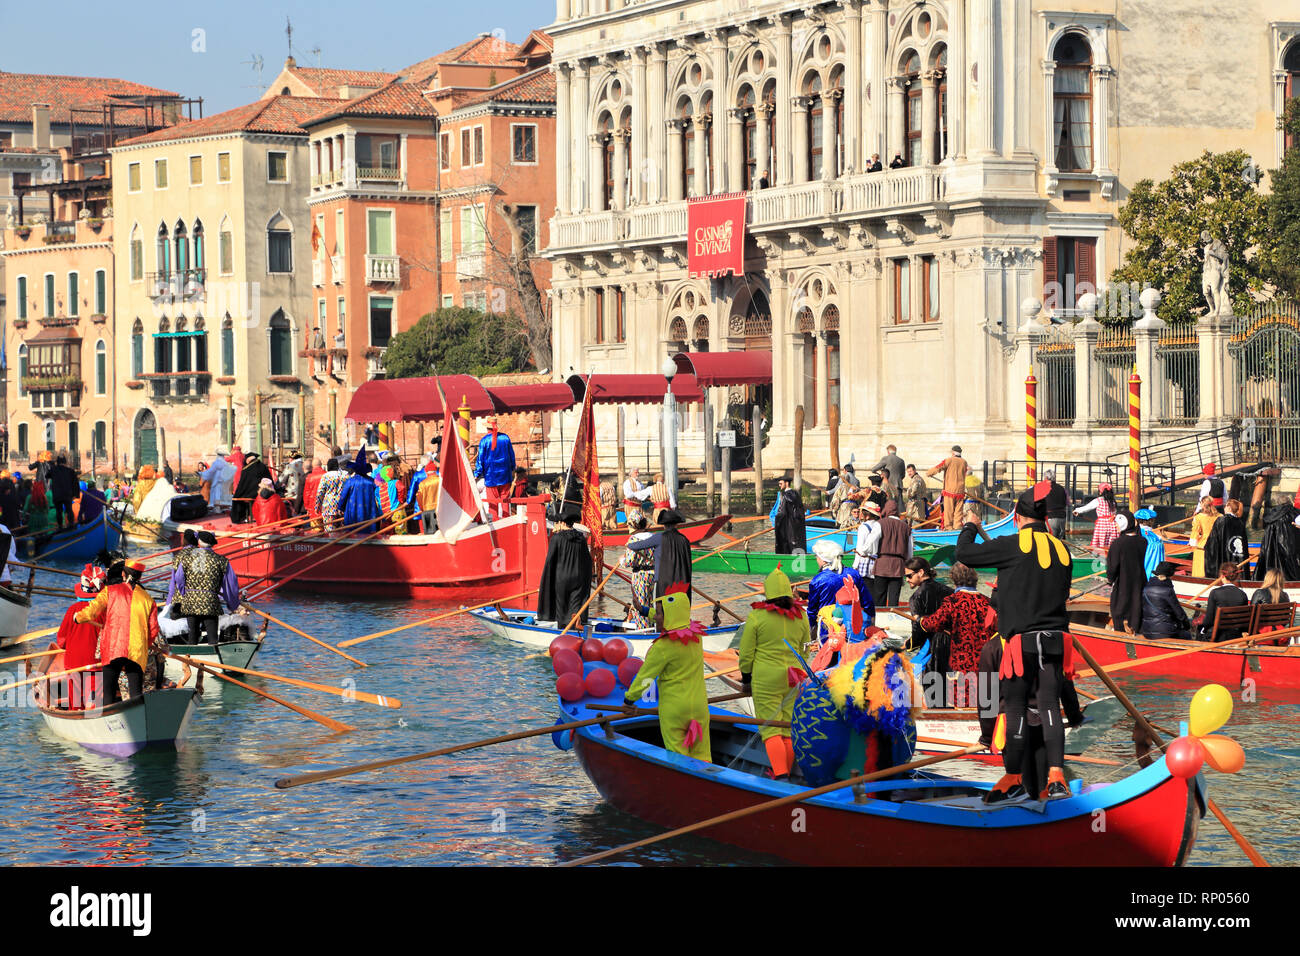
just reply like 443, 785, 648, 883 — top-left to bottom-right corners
241, 53, 266, 92
310, 46, 322, 67
285, 16, 294, 56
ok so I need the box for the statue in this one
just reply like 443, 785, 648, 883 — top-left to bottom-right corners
3, 203, 13, 228
1201, 231, 1231, 317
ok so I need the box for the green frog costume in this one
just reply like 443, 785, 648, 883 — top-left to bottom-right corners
739, 566, 809, 779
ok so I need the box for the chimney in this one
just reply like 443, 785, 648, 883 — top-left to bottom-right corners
32, 103, 50, 149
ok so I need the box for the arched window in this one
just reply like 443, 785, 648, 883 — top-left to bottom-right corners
599, 113, 615, 211
827, 70, 844, 176
1053, 34, 1093, 172
155, 317, 172, 374
131, 319, 144, 378
44, 420, 55, 453
738, 86, 757, 190
174, 219, 189, 274
129, 224, 143, 281
680, 102, 695, 197
156, 222, 170, 275
192, 220, 205, 274
692, 315, 709, 352
194, 315, 208, 372
17, 344, 28, 398
94, 339, 107, 395
933, 46, 949, 162
269, 310, 292, 376
700, 93, 714, 194
805, 74, 823, 179
222, 315, 235, 376
1286, 43, 1300, 149
267, 213, 293, 274
903, 52, 922, 167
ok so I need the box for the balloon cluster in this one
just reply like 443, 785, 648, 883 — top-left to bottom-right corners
1164, 684, 1246, 779
549, 635, 642, 702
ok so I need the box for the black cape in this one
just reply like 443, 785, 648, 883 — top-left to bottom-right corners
774, 487, 807, 554
1253, 504, 1300, 581
1202, 513, 1248, 578
537, 528, 593, 624
655, 527, 692, 600
231, 457, 274, 523
1106, 532, 1149, 632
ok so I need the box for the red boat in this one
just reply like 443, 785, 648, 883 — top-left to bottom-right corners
602, 514, 731, 548
176, 496, 549, 604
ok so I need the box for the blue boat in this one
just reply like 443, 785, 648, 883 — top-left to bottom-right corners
469, 606, 738, 658
805, 510, 1017, 551
33, 512, 122, 563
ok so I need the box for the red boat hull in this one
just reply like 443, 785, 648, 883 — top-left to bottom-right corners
574, 734, 1200, 866
1072, 625, 1300, 691
602, 514, 730, 548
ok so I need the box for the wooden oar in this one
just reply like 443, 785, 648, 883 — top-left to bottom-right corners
169, 653, 398, 707
245, 510, 403, 601
0, 647, 61, 668
0, 624, 59, 647
558, 744, 985, 867
242, 607, 366, 668
970, 495, 1009, 516
136, 513, 313, 569
0, 661, 100, 694
199, 666, 354, 733
689, 509, 833, 566
338, 588, 541, 649
1070, 629, 1288, 679
1068, 633, 1268, 867
1152, 514, 1195, 535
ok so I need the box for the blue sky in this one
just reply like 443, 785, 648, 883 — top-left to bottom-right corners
3, 0, 548, 114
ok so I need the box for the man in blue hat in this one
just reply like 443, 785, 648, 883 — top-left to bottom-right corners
336, 447, 381, 535
1134, 508, 1165, 578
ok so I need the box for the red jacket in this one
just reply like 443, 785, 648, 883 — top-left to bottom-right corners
252, 493, 288, 526
303, 468, 325, 518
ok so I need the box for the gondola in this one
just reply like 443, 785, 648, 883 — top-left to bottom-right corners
158, 606, 265, 688
468, 606, 739, 657
31, 512, 122, 563
37, 686, 200, 758
603, 514, 731, 548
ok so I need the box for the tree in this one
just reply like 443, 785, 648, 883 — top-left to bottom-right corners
1106, 149, 1275, 321
382, 307, 533, 379
1266, 98, 1300, 298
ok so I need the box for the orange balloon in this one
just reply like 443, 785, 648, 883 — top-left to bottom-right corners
1198, 734, 1245, 774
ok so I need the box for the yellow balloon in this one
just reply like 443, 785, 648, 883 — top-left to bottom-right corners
1189, 683, 1233, 737
1199, 735, 1246, 774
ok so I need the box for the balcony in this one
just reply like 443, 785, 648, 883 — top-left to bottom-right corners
312, 169, 343, 189
312, 259, 324, 287
142, 372, 211, 403
332, 255, 343, 283
357, 166, 402, 184
456, 253, 485, 280
366, 255, 399, 283
365, 347, 386, 379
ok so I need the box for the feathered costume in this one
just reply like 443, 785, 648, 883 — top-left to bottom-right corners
624, 583, 711, 762
738, 567, 809, 778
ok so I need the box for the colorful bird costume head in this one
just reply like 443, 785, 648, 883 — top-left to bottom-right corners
652, 582, 704, 643
751, 565, 805, 619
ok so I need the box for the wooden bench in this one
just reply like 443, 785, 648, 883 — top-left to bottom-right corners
1205, 604, 1254, 642
1250, 602, 1295, 644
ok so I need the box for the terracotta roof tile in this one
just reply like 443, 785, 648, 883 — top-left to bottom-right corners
399, 34, 524, 87
0, 71, 178, 125
115, 96, 340, 146
286, 66, 398, 97
461, 68, 555, 108
301, 81, 437, 127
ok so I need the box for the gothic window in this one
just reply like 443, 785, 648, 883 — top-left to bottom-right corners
738, 86, 757, 190
269, 310, 293, 375
599, 114, 614, 212
174, 219, 188, 275
903, 51, 922, 167
132, 319, 144, 378
681, 102, 695, 197
1053, 34, 1093, 172
805, 73, 823, 179
156, 222, 170, 276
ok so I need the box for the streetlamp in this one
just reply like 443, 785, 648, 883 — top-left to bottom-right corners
661, 357, 678, 509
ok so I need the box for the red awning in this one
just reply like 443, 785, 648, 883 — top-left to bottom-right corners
567, 373, 704, 406
486, 382, 577, 414
344, 375, 496, 423
672, 351, 772, 387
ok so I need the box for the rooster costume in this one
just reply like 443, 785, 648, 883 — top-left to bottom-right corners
624, 583, 711, 762
739, 567, 810, 779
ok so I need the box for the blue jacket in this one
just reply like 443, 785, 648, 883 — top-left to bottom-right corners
1140, 526, 1165, 578
474, 433, 516, 488
337, 474, 380, 534
806, 565, 875, 634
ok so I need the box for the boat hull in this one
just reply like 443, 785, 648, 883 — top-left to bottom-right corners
469, 606, 738, 657
163, 640, 263, 687
1071, 624, 1300, 690
603, 515, 730, 548
32, 515, 121, 562
39, 687, 198, 758
0, 585, 32, 646
806, 511, 1018, 548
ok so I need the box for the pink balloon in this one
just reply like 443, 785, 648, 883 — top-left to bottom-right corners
584, 668, 617, 698
556, 672, 585, 702
617, 656, 644, 688
580, 638, 605, 662
1164, 736, 1206, 779
549, 635, 582, 659
551, 649, 583, 678
602, 638, 631, 666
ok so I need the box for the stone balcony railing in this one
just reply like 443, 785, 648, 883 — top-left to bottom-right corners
358, 166, 402, 183
456, 252, 486, 279
312, 259, 324, 286
143, 371, 211, 403
365, 254, 399, 283
312, 169, 343, 189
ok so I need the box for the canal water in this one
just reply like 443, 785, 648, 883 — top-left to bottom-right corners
1, 542, 1294, 866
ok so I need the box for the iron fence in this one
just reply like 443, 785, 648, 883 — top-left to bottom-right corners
1157, 319, 1199, 426
1230, 298, 1300, 463
1033, 325, 1075, 427
1092, 325, 1135, 427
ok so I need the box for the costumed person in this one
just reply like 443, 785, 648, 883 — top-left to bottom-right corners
1202, 498, 1248, 579
1187, 496, 1220, 578
282, 452, 306, 515
473, 416, 516, 519
624, 508, 692, 600
230, 452, 273, 524
1142, 561, 1193, 640
1200, 561, 1249, 642
1249, 470, 1272, 530
869, 445, 906, 511
0, 477, 19, 530
955, 481, 1074, 802
925, 445, 969, 530
618, 511, 656, 627
375, 457, 409, 535
1105, 510, 1148, 634
536, 508, 593, 626
1134, 508, 1165, 578
1073, 483, 1119, 554
770, 476, 807, 554
202, 451, 235, 511
302, 460, 326, 530
1252, 501, 1300, 582
77, 478, 106, 526
168, 530, 240, 645
906, 556, 953, 653
252, 477, 289, 526
336, 448, 381, 535
41, 564, 107, 709
648, 472, 672, 523
1251, 568, 1290, 608
510, 466, 530, 500
315, 457, 348, 531
622, 583, 711, 762
872, 499, 912, 608
865, 474, 888, 510
74, 559, 164, 704
852, 501, 881, 582
738, 566, 810, 780
1195, 462, 1226, 511
622, 466, 652, 516
903, 464, 929, 523
809, 575, 874, 671
413, 456, 441, 534
22, 481, 50, 536
806, 539, 874, 634
1042, 469, 1070, 539
48, 455, 78, 530
829, 467, 862, 530
919, 562, 996, 707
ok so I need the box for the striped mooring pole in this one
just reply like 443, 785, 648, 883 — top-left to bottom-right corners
1128, 370, 1142, 510
1025, 373, 1037, 485
458, 394, 472, 448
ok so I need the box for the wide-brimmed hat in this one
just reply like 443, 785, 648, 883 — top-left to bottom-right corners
1153, 561, 1179, 577
861, 501, 881, 516
74, 564, 106, 599
659, 509, 686, 526
1135, 508, 1157, 520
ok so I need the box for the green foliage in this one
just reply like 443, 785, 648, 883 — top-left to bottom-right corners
381, 307, 533, 379
1106, 149, 1274, 322
1266, 99, 1300, 298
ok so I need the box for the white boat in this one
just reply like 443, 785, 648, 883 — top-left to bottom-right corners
0, 585, 32, 649
468, 606, 739, 658
38, 687, 200, 758
1171, 573, 1300, 604
159, 607, 263, 687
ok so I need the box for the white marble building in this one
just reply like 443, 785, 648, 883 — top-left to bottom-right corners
545, 0, 1300, 475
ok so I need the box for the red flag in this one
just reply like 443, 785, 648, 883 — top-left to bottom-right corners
433, 378, 485, 542
569, 378, 603, 574
310, 220, 322, 255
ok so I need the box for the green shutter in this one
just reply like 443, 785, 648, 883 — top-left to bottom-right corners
367, 210, 393, 256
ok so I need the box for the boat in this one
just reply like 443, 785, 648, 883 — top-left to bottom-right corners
806, 510, 1018, 547
691, 543, 958, 576
1169, 573, 1300, 604
175, 496, 551, 602
121, 516, 170, 545
558, 663, 1204, 866
31, 513, 122, 563
468, 606, 739, 657
37, 686, 200, 758
158, 607, 265, 688
604, 514, 731, 548
0, 584, 32, 649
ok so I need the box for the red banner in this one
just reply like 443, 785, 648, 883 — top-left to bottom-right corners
687, 192, 746, 279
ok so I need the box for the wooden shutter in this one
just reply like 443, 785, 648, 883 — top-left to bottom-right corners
1076, 238, 1097, 300
1042, 236, 1058, 302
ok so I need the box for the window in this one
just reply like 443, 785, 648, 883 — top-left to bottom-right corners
599, 115, 614, 211
267, 151, 288, 182
893, 259, 911, 324
681, 105, 696, 197
217, 151, 231, 182
593, 287, 605, 344
465, 291, 487, 312
267, 214, 292, 273
366, 209, 394, 256
806, 74, 824, 179
221, 316, 235, 376
17, 345, 27, 398
933, 46, 949, 162
192, 221, 205, 273
15, 276, 26, 319
442, 294, 455, 309
269, 310, 293, 375
474, 126, 484, 166
440, 131, 452, 170
337, 297, 346, 337
1053, 35, 1093, 172
67, 273, 79, 316
369, 296, 393, 347
155, 319, 172, 374
132, 319, 144, 378
190, 155, 203, 185
16, 424, 26, 457
1042, 236, 1097, 310
318, 298, 327, 330
94, 421, 107, 458
94, 270, 106, 314
829, 71, 844, 176
459, 205, 484, 255
335, 209, 345, 256
1287, 44, 1300, 150
739, 86, 757, 189
219, 225, 233, 274
921, 256, 940, 322
440, 208, 453, 260
461, 127, 472, 166
130, 230, 143, 281
195, 319, 208, 372
44, 274, 55, 317
68, 422, 78, 457
613, 286, 626, 342
174, 221, 189, 274
270, 407, 296, 446
903, 51, 922, 167
512, 124, 537, 163
127, 162, 141, 191
154, 159, 168, 188
156, 222, 171, 276
517, 205, 538, 254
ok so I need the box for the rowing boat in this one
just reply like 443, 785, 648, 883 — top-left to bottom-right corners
468, 606, 739, 657
689, 543, 958, 576
0, 585, 32, 649
37, 686, 200, 758
158, 607, 262, 687
557, 662, 1204, 866
32, 513, 121, 562
1170, 573, 1300, 604
806, 510, 1018, 547
603, 514, 731, 548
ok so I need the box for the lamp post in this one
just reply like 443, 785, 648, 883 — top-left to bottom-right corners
662, 357, 678, 508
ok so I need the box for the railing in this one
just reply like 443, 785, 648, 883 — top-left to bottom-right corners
750, 180, 841, 226
986, 459, 1133, 506
312, 170, 343, 189
142, 372, 211, 402
1105, 424, 1242, 499
365, 255, 399, 283
147, 270, 205, 299
357, 166, 401, 183
312, 259, 324, 286
331, 255, 343, 283
1157, 319, 1200, 426
456, 253, 485, 279
44, 221, 78, 243
1092, 326, 1135, 427
627, 200, 687, 242
1032, 325, 1077, 427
